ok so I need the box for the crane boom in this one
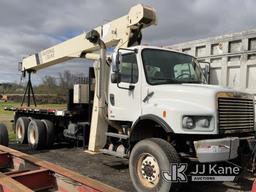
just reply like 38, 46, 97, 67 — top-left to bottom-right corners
20, 4, 156, 72
18, 4, 157, 152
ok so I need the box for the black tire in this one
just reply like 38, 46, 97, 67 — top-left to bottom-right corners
15, 117, 30, 144
27, 119, 46, 150
41, 119, 54, 147
129, 138, 181, 192
0, 123, 9, 146
28, 117, 34, 121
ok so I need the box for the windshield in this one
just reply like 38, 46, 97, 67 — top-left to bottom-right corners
142, 49, 206, 85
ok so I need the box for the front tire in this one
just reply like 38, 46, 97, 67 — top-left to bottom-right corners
129, 138, 180, 192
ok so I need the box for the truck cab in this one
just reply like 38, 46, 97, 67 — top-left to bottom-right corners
109, 45, 254, 159
107, 46, 255, 191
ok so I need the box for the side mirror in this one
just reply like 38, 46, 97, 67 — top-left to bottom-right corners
199, 61, 211, 84
116, 52, 122, 65
111, 48, 137, 90
204, 64, 210, 77
112, 51, 122, 73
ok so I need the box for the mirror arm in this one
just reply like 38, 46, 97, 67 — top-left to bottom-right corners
117, 83, 134, 91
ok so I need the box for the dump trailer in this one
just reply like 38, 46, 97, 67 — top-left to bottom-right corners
6, 4, 256, 192
168, 29, 256, 98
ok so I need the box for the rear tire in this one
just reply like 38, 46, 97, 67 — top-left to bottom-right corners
0, 123, 9, 146
129, 138, 181, 192
15, 117, 30, 144
27, 119, 46, 150
41, 119, 54, 147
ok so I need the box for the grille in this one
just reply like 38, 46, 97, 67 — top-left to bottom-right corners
218, 97, 255, 134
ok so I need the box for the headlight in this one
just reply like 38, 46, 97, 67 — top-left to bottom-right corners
197, 118, 210, 128
182, 116, 194, 129
182, 116, 212, 130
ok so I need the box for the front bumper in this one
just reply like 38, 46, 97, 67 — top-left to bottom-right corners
194, 137, 243, 163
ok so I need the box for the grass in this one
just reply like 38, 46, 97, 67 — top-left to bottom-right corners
0, 101, 66, 141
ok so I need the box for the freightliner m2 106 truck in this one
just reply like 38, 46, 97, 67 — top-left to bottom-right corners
5, 4, 255, 192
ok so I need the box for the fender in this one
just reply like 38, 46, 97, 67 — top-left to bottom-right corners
131, 114, 173, 133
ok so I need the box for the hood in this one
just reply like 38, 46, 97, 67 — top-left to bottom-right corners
142, 83, 253, 135
149, 83, 235, 98
145, 84, 242, 112
174, 83, 233, 91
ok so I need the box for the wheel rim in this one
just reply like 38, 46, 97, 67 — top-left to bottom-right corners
17, 125, 22, 139
29, 128, 36, 145
137, 153, 160, 188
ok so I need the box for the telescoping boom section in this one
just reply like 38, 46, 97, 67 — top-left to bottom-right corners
20, 4, 156, 72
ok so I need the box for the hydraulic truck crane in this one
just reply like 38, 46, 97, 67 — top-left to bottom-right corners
6, 3, 256, 192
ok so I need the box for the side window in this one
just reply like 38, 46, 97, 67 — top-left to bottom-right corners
119, 53, 138, 83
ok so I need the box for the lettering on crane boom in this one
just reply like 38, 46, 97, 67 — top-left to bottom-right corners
41, 48, 55, 61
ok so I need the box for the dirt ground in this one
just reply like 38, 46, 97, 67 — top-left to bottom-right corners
2, 102, 254, 191
9, 142, 255, 192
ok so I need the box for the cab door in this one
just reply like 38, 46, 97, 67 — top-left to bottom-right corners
108, 52, 141, 121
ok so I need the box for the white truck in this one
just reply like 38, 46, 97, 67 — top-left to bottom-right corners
6, 4, 255, 192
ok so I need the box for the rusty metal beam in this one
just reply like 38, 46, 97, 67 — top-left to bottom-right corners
0, 145, 122, 192
10, 168, 57, 191
0, 171, 33, 192
5, 169, 30, 176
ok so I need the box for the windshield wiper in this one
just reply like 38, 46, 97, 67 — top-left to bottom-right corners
151, 78, 180, 84
180, 80, 202, 84
151, 78, 202, 85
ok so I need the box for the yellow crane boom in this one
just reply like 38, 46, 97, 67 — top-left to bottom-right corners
20, 4, 156, 72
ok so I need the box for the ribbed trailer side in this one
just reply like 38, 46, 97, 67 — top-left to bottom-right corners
168, 29, 256, 97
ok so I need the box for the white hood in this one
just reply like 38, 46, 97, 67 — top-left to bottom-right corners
142, 83, 249, 134
145, 84, 235, 112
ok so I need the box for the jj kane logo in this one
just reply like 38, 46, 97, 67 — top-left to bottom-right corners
162, 163, 240, 182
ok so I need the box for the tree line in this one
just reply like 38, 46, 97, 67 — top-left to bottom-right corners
0, 71, 87, 97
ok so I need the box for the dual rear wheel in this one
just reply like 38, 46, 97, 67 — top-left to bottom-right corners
16, 117, 30, 144
27, 119, 46, 149
15, 117, 54, 149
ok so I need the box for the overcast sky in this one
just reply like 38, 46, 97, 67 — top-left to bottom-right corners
0, 0, 256, 84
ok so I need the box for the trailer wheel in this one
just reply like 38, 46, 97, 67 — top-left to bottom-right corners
41, 119, 54, 147
0, 123, 9, 146
16, 117, 30, 144
129, 138, 180, 192
27, 119, 46, 150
